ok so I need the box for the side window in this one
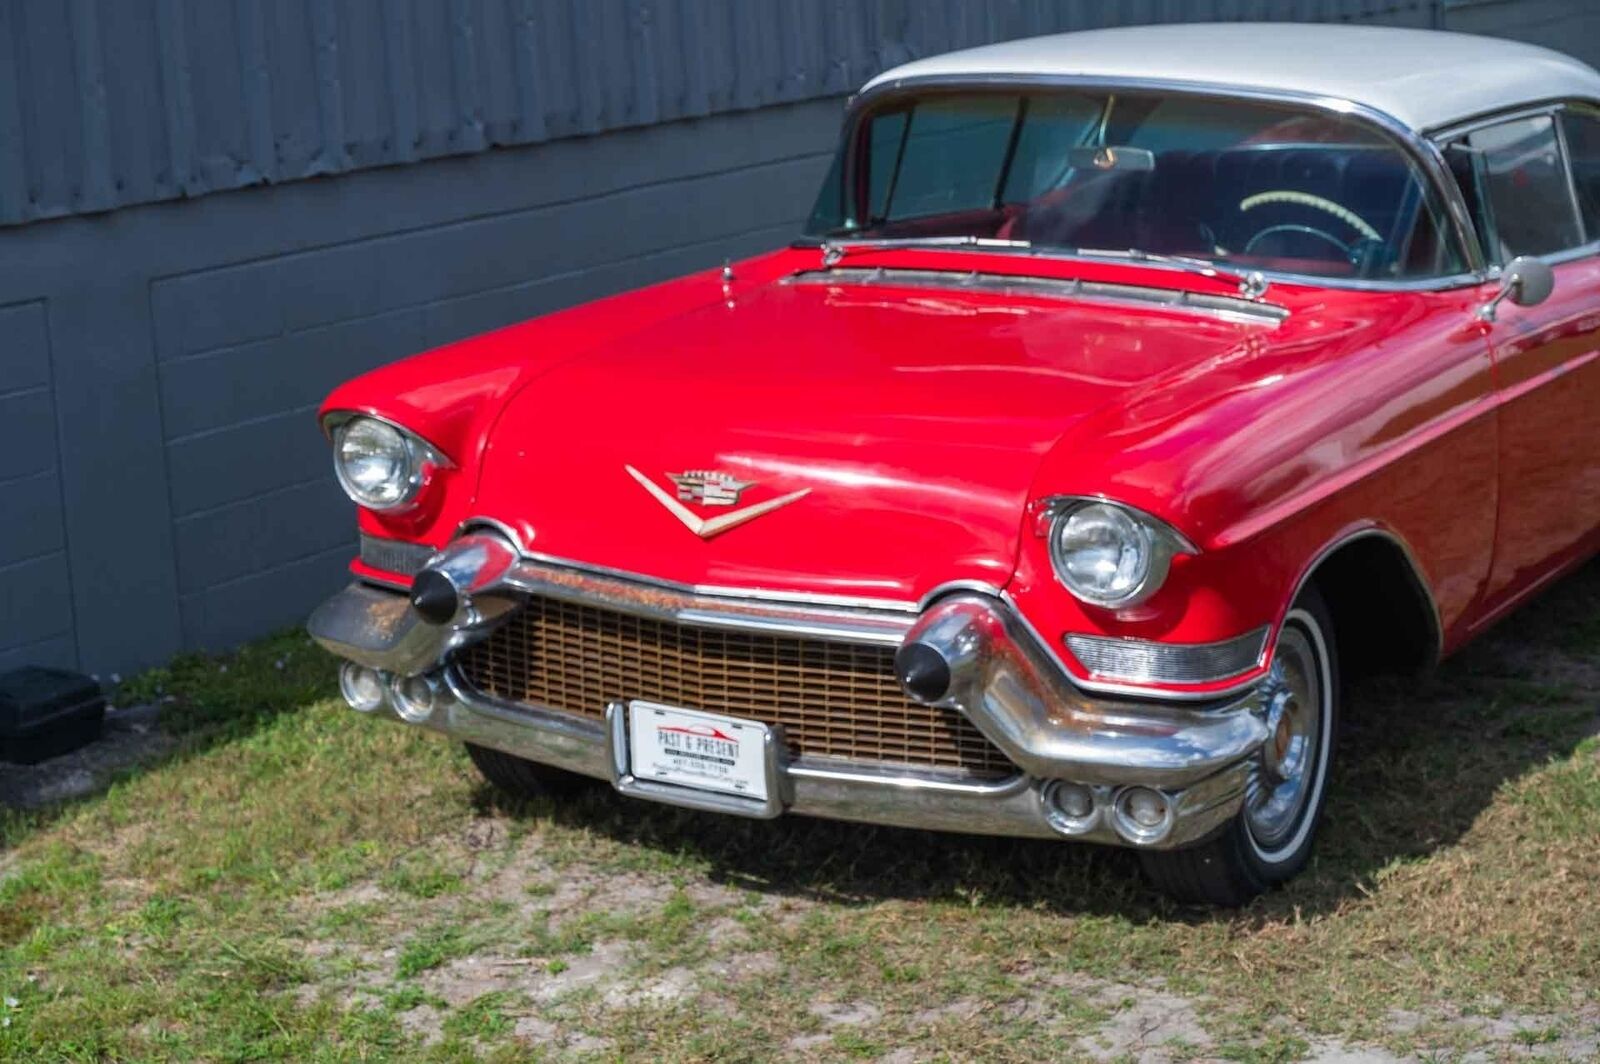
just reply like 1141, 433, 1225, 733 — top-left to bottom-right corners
1561, 107, 1600, 238
1447, 114, 1585, 263
864, 110, 910, 222
880, 96, 1018, 221
999, 94, 1102, 202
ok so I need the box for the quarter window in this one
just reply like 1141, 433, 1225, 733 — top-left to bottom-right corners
1447, 114, 1585, 263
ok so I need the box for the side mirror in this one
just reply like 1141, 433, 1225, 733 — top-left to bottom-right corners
1478, 255, 1556, 322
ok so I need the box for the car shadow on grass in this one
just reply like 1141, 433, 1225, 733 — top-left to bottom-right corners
488, 556, 1600, 921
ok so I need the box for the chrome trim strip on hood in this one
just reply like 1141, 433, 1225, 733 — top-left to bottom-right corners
785, 267, 1290, 325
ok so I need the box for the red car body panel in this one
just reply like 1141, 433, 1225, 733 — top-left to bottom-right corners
324, 245, 1598, 697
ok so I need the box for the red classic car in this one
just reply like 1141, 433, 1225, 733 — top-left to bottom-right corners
309, 24, 1600, 904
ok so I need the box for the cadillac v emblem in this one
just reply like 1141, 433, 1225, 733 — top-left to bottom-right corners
668, 470, 753, 507
625, 466, 810, 539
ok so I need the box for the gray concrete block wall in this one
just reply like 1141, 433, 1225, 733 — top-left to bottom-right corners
0, 97, 841, 675
0, 301, 75, 675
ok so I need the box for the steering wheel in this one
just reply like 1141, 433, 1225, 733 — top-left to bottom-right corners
1238, 191, 1382, 265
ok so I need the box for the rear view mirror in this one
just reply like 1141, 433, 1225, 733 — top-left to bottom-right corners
1478, 255, 1555, 322
1065, 146, 1156, 173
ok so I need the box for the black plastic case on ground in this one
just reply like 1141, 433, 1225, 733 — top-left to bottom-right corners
0, 667, 106, 765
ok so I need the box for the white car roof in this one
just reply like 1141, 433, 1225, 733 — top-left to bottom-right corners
861, 23, 1600, 133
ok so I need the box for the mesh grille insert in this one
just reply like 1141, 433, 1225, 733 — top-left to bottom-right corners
456, 595, 1014, 776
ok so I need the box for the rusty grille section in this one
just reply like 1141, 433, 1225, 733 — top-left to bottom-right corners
456, 596, 1015, 777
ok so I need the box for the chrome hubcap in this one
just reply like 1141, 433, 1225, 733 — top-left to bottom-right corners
1245, 625, 1323, 852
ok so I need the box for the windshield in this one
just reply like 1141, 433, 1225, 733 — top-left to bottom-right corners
806, 90, 1467, 281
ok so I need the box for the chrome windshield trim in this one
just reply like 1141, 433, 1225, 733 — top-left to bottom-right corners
834, 73, 1489, 284
786, 267, 1290, 326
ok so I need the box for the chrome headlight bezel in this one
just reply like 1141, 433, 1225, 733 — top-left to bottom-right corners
1040, 497, 1196, 609
325, 412, 449, 512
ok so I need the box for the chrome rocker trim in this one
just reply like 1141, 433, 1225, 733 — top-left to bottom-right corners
309, 532, 1273, 851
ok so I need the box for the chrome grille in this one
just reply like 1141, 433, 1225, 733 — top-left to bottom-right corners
456, 595, 1014, 776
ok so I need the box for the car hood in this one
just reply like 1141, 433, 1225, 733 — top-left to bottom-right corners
473, 277, 1266, 600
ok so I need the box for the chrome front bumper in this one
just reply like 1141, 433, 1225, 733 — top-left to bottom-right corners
309, 534, 1273, 851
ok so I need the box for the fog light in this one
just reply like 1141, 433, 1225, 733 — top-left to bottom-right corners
391, 674, 438, 724
1111, 786, 1175, 845
1040, 780, 1099, 835
339, 663, 386, 713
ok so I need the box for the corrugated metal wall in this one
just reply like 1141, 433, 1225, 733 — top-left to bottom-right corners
0, 0, 1440, 229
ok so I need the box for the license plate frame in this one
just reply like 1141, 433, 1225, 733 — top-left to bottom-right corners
605, 701, 785, 819
628, 701, 770, 799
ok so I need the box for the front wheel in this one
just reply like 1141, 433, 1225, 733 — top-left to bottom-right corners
1139, 587, 1339, 906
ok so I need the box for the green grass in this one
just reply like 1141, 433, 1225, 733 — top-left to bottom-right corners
0, 562, 1597, 1061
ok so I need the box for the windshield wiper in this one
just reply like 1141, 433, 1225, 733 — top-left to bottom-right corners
819, 235, 1033, 267
813, 238, 1272, 299
1071, 247, 1270, 299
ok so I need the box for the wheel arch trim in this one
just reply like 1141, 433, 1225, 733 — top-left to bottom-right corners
1275, 522, 1444, 669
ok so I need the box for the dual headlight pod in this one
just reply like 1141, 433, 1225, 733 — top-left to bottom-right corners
1044, 498, 1195, 608
327, 414, 447, 512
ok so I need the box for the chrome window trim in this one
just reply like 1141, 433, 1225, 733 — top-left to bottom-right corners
1555, 114, 1589, 248
1542, 240, 1600, 267
832, 73, 1490, 285
1428, 99, 1579, 143
1431, 99, 1600, 266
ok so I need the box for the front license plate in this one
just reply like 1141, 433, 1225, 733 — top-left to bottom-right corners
627, 701, 770, 801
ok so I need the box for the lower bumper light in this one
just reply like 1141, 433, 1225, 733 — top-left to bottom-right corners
339, 663, 387, 713
1040, 780, 1100, 836
1111, 786, 1175, 845
391, 674, 439, 724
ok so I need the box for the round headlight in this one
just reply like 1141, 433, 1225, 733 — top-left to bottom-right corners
1047, 500, 1190, 608
332, 417, 429, 511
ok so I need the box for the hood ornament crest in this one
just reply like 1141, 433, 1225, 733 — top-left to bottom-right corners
668, 469, 754, 507
625, 466, 809, 540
